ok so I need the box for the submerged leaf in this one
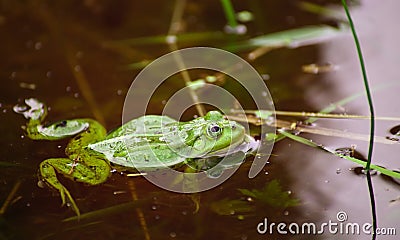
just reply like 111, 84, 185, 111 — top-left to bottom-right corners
238, 180, 299, 208
210, 198, 254, 216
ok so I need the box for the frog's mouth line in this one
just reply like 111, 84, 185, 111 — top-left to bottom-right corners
207, 134, 258, 157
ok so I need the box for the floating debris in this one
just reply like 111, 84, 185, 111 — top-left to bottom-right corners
389, 125, 400, 136
334, 146, 366, 161
302, 63, 338, 74
224, 24, 247, 35
352, 167, 378, 176
386, 125, 400, 141
19, 82, 36, 90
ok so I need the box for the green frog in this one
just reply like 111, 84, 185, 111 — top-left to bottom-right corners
16, 98, 257, 215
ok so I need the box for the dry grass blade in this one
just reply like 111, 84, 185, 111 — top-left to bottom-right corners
0, 180, 22, 215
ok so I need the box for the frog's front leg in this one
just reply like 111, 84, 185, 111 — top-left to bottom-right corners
40, 154, 110, 216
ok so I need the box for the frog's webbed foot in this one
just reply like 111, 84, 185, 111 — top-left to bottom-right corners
13, 98, 47, 121
40, 158, 81, 216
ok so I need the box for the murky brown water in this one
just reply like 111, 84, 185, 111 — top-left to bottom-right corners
1, 1, 399, 239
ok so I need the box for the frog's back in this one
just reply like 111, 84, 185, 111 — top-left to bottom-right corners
89, 115, 183, 170
106, 115, 177, 138
88, 134, 185, 170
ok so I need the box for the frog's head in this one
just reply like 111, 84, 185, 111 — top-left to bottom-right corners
175, 111, 246, 158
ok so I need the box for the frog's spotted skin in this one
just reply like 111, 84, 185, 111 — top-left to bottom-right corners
16, 98, 255, 215
89, 113, 246, 170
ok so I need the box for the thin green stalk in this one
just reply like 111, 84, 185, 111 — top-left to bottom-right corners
341, 1, 376, 239
220, 0, 238, 27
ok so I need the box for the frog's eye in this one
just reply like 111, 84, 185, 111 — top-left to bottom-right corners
207, 124, 222, 138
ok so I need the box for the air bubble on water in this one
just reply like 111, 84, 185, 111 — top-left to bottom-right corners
261, 91, 268, 97
324, 180, 330, 183
3, 109, 7, 113
74, 93, 79, 98
151, 205, 157, 210
155, 215, 160, 220
74, 65, 81, 72
37, 180, 45, 188
46, 71, 52, 78
20, 135, 25, 139
287, 190, 292, 195
181, 211, 187, 215
34, 42, 42, 50
76, 51, 83, 58
224, 24, 247, 35
236, 11, 253, 22
10, 72, 16, 79
246, 197, 253, 202
117, 89, 123, 96
283, 210, 289, 216
57, 145, 62, 149
264, 171, 269, 175
169, 232, 177, 238
166, 35, 177, 44
336, 168, 341, 174
66, 86, 71, 92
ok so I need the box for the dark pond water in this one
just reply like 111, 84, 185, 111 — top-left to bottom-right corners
1, 1, 399, 239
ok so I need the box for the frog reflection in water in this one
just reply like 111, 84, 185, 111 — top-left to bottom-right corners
17, 99, 257, 215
